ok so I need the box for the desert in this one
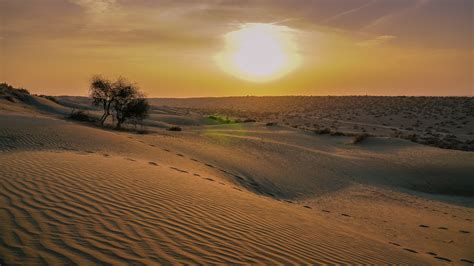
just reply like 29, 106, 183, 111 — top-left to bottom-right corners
1, 84, 473, 264
1, 0, 473, 264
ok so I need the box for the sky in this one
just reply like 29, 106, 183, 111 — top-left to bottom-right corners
1, 0, 472, 97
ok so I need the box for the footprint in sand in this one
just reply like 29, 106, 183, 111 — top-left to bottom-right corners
249, 182, 261, 189
85, 150, 94, 154
193, 173, 201, 177
125, 158, 136, 161
103, 153, 110, 157
403, 248, 418, 254
163, 149, 170, 152
426, 252, 437, 256
459, 230, 470, 234
190, 158, 199, 162
234, 175, 244, 181
322, 210, 331, 213
219, 169, 230, 174
205, 163, 215, 168
149, 144, 156, 147
148, 162, 158, 166
218, 182, 225, 185
204, 178, 215, 182
232, 187, 242, 191
303, 205, 312, 209
176, 153, 184, 157
460, 258, 474, 264
438, 227, 448, 230
341, 213, 351, 217
419, 224, 429, 228
388, 242, 400, 247
170, 167, 188, 173
434, 256, 451, 262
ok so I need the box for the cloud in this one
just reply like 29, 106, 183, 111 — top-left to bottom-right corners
356, 35, 396, 47
69, 0, 116, 15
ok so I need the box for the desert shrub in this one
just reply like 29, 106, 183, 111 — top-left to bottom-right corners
208, 115, 233, 124
266, 122, 277, 126
39, 95, 59, 104
69, 110, 94, 122
14, 88, 30, 95
243, 118, 256, 123
168, 126, 182, 131
0, 83, 31, 102
330, 131, 346, 136
404, 134, 418, 142
314, 128, 331, 134
351, 133, 369, 144
4, 95, 15, 102
9, 88, 31, 102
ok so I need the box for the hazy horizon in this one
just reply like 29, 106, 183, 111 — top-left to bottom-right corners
1, 0, 473, 97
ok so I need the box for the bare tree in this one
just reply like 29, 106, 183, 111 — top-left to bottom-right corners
90, 76, 149, 128
89, 76, 114, 125
117, 98, 150, 129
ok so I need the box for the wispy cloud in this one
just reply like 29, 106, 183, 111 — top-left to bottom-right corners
356, 35, 396, 47
69, 0, 116, 15
321, 0, 376, 24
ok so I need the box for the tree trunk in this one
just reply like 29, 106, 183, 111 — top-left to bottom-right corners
116, 119, 123, 129
115, 113, 125, 129
100, 100, 113, 126
99, 113, 107, 125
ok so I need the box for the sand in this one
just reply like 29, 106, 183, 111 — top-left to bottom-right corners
1, 93, 473, 264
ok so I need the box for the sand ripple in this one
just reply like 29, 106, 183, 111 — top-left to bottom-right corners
0, 151, 424, 264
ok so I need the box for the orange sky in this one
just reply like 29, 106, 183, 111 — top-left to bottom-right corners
1, 0, 472, 97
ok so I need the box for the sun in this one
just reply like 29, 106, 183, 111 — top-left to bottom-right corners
215, 23, 301, 82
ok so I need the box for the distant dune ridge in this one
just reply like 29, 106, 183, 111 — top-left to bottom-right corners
55, 95, 474, 151
0, 85, 473, 264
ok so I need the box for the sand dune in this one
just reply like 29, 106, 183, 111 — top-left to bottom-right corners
1, 97, 473, 264
1, 151, 425, 264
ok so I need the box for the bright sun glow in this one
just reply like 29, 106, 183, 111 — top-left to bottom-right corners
216, 23, 301, 82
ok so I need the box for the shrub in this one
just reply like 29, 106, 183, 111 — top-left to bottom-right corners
168, 126, 182, 131
10, 89, 31, 102
208, 115, 233, 124
15, 88, 30, 95
351, 133, 369, 144
266, 122, 277, 126
404, 134, 418, 142
69, 110, 94, 122
4, 95, 15, 102
39, 95, 59, 104
243, 118, 256, 123
330, 131, 346, 136
314, 128, 331, 134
